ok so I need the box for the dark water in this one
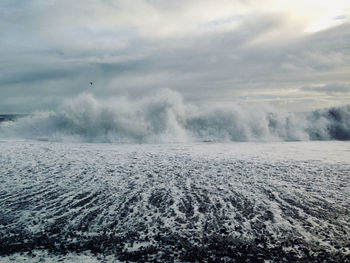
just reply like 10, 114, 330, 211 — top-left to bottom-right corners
0, 114, 27, 123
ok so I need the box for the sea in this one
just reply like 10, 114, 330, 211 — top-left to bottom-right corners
0, 92, 349, 262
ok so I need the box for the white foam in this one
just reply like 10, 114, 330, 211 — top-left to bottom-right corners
1, 90, 349, 143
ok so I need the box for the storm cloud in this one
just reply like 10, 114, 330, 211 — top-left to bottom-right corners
1, 0, 350, 113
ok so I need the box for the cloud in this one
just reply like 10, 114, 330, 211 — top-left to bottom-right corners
302, 83, 350, 94
0, 0, 350, 113
0, 68, 78, 86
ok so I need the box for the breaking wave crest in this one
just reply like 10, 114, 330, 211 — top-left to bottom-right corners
0, 90, 349, 142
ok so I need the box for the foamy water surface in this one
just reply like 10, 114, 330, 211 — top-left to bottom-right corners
0, 141, 349, 262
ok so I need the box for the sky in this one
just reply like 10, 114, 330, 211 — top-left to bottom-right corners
1, 0, 350, 113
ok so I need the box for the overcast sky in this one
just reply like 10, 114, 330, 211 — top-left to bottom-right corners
1, 0, 350, 113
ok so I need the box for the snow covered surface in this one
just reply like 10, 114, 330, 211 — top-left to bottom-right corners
0, 140, 349, 262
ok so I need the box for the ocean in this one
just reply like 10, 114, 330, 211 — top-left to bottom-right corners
0, 93, 349, 262
0, 141, 349, 262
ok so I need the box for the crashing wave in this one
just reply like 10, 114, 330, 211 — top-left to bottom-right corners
0, 90, 349, 143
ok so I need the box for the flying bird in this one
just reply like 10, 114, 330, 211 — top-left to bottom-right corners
89, 82, 93, 86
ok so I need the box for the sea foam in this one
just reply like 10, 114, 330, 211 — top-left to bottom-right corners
0, 90, 349, 143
